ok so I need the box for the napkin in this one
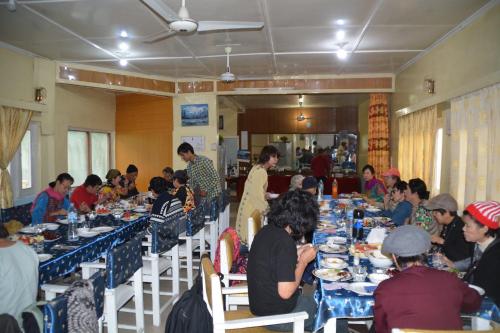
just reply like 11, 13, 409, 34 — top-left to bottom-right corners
366, 227, 387, 244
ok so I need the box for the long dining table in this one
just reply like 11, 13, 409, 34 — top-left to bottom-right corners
38, 213, 150, 284
312, 195, 500, 332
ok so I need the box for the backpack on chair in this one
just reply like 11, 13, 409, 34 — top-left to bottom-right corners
165, 255, 213, 333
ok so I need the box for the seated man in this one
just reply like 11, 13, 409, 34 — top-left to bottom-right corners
426, 193, 473, 261
171, 170, 196, 213
380, 180, 412, 226
120, 164, 139, 199
149, 177, 185, 226
70, 174, 104, 213
374, 225, 481, 333
301, 176, 318, 196
0, 224, 40, 328
247, 190, 320, 332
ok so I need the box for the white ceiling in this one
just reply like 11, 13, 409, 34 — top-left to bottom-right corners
0, 0, 494, 78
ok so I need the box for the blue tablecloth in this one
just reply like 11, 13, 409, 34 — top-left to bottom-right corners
312, 196, 500, 332
39, 214, 149, 284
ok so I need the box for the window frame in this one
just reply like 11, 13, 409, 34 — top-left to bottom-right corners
10, 122, 40, 205
67, 128, 111, 186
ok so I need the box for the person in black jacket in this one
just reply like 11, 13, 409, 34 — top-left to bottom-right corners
426, 193, 473, 261
443, 200, 500, 306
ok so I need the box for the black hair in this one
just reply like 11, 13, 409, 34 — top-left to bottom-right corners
0, 224, 9, 239
163, 167, 174, 175
408, 178, 430, 200
49, 172, 74, 188
395, 254, 428, 268
432, 208, 458, 217
258, 145, 280, 164
148, 177, 168, 194
177, 142, 194, 155
268, 190, 318, 239
463, 210, 499, 238
126, 164, 138, 174
84, 174, 103, 187
173, 170, 188, 185
394, 180, 408, 193
362, 164, 375, 175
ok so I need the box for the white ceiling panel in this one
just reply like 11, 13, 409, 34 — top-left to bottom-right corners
200, 54, 275, 76
371, 0, 490, 26
133, 58, 209, 77
358, 26, 453, 50
276, 54, 343, 75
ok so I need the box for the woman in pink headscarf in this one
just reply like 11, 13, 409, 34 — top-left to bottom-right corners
31, 173, 73, 225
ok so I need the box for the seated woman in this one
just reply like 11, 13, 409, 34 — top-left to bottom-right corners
380, 180, 412, 226
171, 170, 195, 213
120, 164, 139, 199
31, 173, 73, 224
405, 178, 439, 236
149, 177, 185, 225
70, 174, 103, 213
0, 224, 41, 328
162, 166, 175, 190
99, 169, 126, 204
361, 164, 387, 203
289, 174, 305, 191
444, 201, 500, 305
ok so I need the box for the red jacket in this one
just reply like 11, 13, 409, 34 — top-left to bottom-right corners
374, 265, 481, 333
311, 154, 331, 178
70, 184, 98, 210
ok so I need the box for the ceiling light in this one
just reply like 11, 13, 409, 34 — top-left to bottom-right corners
118, 42, 129, 51
119, 59, 128, 67
67, 75, 76, 80
298, 94, 304, 104
335, 19, 346, 25
337, 49, 348, 60
7, 0, 16, 12
336, 30, 346, 41
120, 30, 128, 38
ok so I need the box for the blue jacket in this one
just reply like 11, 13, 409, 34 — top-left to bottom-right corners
381, 200, 412, 226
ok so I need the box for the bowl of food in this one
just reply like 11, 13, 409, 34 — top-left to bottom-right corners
367, 250, 393, 268
368, 273, 390, 285
320, 257, 347, 270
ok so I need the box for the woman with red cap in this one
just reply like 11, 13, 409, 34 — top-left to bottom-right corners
443, 200, 500, 305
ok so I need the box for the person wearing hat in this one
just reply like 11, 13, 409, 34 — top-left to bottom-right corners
378, 167, 401, 210
119, 164, 139, 199
301, 176, 318, 196
442, 201, 500, 305
425, 193, 473, 261
98, 169, 126, 204
380, 180, 412, 226
405, 178, 439, 236
171, 170, 196, 213
374, 225, 481, 333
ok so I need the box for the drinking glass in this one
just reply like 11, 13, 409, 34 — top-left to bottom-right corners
432, 252, 444, 269
353, 266, 367, 282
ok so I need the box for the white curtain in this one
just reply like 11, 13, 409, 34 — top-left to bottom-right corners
449, 83, 500, 210
397, 105, 438, 192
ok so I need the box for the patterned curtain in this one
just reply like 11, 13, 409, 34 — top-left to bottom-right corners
0, 106, 33, 208
397, 106, 437, 193
368, 94, 390, 176
449, 83, 500, 210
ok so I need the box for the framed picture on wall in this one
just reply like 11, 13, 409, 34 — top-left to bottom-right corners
181, 104, 209, 126
218, 115, 224, 130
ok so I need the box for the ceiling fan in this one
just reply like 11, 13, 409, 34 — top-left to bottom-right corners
141, 0, 264, 43
220, 46, 236, 83
296, 95, 312, 121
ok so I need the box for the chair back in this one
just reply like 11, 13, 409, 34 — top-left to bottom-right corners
201, 256, 225, 325
187, 205, 206, 236
209, 198, 219, 221
219, 232, 235, 278
151, 212, 186, 254
248, 210, 263, 249
44, 295, 68, 333
90, 271, 105, 319
105, 233, 144, 289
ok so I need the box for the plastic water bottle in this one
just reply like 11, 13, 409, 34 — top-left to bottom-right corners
318, 180, 324, 200
352, 208, 364, 241
67, 203, 79, 241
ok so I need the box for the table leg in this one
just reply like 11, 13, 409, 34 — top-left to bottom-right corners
323, 318, 337, 333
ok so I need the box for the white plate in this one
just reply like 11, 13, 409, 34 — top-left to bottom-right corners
77, 229, 100, 238
19, 226, 40, 234
348, 282, 377, 296
57, 219, 68, 225
134, 207, 147, 213
92, 226, 114, 233
318, 244, 348, 254
313, 269, 352, 282
320, 258, 348, 270
40, 223, 59, 231
468, 284, 485, 296
327, 236, 347, 245
368, 273, 390, 284
366, 207, 381, 213
38, 253, 53, 262
267, 193, 280, 199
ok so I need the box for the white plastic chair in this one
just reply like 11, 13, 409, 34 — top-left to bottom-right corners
201, 256, 308, 333
247, 209, 263, 250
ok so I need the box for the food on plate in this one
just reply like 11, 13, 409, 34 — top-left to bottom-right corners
41, 230, 60, 241
350, 243, 379, 258
313, 268, 352, 282
96, 207, 111, 215
18, 235, 44, 245
321, 257, 347, 269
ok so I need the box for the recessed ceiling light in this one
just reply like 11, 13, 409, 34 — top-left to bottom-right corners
118, 42, 129, 51
336, 30, 346, 41
335, 19, 346, 25
337, 49, 348, 60
119, 59, 128, 67
120, 30, 128, 38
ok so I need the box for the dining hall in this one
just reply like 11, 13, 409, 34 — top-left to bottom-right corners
0, 0, 499, 332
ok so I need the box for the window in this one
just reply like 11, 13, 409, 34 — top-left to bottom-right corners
68, 130, 110, 185
9, 122, 40, 204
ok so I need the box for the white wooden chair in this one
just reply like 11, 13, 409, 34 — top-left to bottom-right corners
219, 232, 248, 310
203, 198, 220, 261
219, 191, 231, 235
247, 210, 263, 250
79, 234, 145, 333
201, 256, 308, 333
